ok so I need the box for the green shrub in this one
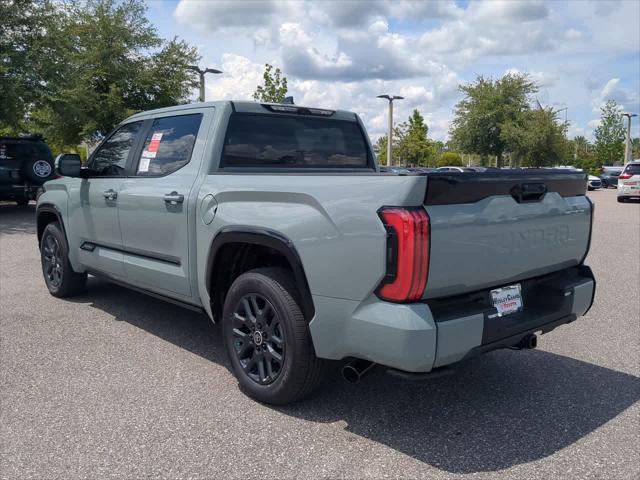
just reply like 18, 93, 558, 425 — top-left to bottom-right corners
437, 151, 463, 167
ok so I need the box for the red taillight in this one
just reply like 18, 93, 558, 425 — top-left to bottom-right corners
376, 207, 430, 302
619, 173, 632, 179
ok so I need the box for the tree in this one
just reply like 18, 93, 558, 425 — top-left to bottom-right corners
436, 151, 463, 167
8, 0, 198, 148
374, 126, 404, 165
500, 107, 569, 167
571, 135, 599, 175
253, 64, 288, 103
376, 110, 436, 166
632, 138, 640, 159
594, 100, 625, 165
573, 135, 592, 158
397, 109, 435, 165
0, 0, 62, 133
450, 73, 537, 167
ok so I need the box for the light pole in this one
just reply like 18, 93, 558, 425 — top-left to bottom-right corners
377, 94, 404, 166
187, 65, 222, 102
557, 107, 568, 135
621, 112, 637, 164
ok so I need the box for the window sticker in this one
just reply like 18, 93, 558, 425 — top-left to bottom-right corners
148, 132, 163, 153
138, 156, 151, 172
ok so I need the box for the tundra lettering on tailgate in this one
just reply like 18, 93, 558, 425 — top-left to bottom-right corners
478, 225, 573, 256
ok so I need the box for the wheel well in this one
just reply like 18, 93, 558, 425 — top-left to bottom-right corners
37, 210, 60, 245
207, 236, 315, 322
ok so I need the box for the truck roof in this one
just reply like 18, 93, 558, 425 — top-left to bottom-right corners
126, 100, 358, 122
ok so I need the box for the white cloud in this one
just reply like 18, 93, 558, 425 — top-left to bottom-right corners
564, 28, 583, 40
171, 0, 639, 145
591, 78, 638, 113
204, 54, 266, 101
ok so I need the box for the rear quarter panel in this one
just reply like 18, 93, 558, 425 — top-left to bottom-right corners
195, 173, 428, 314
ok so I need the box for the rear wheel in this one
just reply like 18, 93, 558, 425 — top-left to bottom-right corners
40, 222, 87, 297
222, 267, 326, 405
617, 196, 626, 203
15, 197, 29, 206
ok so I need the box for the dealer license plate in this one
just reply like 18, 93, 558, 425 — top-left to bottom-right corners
490, 284, 523, 317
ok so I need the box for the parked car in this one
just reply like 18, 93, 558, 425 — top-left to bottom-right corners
617, 161, 640, 202
37, 101, 595, 405
380, 166, 411, 175
587, 175, 602, 190
0, 135, 56, 205
600, 166, 623, 188
436, 166, 472, 172
406, 167, 437, 174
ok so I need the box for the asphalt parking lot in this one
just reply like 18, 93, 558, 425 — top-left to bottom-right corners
1, 188, 639, 480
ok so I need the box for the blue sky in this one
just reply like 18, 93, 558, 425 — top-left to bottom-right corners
147, 0, 640, 142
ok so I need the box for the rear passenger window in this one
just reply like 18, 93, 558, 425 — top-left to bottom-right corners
136, 114, 202, 176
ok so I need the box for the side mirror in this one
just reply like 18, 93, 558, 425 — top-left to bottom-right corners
54, 153, 82, 177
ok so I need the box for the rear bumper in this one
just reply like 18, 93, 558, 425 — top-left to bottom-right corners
617, 185, 640, 197
310, 265, 595, 373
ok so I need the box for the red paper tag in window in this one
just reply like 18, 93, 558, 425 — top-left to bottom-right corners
148, 132, 163, 153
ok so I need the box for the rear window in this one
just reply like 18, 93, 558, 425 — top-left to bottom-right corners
221, 114, 371, 168
0, 141, 52, 161
623, 164, 640, 175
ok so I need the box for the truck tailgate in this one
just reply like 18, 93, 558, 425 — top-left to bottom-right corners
422, 171, 591, 299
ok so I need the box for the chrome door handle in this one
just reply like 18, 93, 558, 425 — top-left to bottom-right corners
103, 189, 117, 200
163, 191, 184, 205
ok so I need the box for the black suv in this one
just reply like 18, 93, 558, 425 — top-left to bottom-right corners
0, 135, 56, 205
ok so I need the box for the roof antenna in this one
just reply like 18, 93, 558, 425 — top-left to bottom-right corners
282, 96, 294, 105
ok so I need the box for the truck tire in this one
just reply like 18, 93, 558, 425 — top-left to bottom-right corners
40, 222, 87, 297
22, 158, 55, 185
222, 267, 326, 405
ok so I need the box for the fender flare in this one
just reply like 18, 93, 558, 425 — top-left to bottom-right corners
36, 203, 66, 245
205, 226, 315, 320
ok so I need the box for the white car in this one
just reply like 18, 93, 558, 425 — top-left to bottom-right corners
617, 160, 640, 202
437, 166, 467, 172
587, 175, 602, 190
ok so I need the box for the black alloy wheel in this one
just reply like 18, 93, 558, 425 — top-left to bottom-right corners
40, 222, 87, 297
231, 293, 285, 385
42, 233, 63, 288
222, 268, 327, 405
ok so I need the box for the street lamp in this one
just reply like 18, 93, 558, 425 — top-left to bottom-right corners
557, 107, 568, 130
377, 94, 404, 166
187, 65, 222, 102
621, 112, 637, 164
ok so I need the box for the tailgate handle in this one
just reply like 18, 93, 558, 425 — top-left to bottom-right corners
511, 183, 547, 203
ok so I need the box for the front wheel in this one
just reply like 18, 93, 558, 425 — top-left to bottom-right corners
15, 196, 29, 206
617, 196, 626, 203
222, 268, 326, 405
40, 222, 87, 297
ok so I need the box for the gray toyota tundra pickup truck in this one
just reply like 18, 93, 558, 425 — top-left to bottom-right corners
37, 101, 595, 404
